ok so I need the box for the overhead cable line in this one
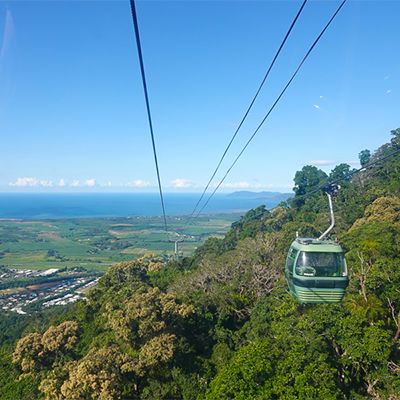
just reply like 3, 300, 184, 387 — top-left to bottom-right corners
237, 146, 400, 209
189, 0, 308, 219
294, 146, 400, 202
129, 0, 168, 231
195, 0, 347, 218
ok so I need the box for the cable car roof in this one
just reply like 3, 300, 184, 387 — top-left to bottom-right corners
290, 238, 344, 253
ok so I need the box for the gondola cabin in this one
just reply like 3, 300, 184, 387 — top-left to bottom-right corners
285, 238, 349, 303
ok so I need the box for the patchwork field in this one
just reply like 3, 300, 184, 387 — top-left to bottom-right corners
0, 214, 239, 271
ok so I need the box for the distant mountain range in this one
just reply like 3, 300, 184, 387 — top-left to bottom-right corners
228, 191, 292, 202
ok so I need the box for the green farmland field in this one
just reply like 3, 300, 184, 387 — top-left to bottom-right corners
0, 214, 239, 271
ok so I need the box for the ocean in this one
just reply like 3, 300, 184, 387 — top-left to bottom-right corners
0, 193, 286, 219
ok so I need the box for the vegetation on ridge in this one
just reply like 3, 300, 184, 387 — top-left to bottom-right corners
1, 129, 400, 399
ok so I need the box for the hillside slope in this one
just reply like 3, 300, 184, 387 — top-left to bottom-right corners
3, 129, 400, 400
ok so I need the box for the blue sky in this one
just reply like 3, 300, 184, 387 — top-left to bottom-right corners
0, 0, 399, 193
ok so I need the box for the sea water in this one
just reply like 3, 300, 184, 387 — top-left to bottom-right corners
0, 193, 288, 219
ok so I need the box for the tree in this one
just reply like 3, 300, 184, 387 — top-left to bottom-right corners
173, 234, 281, 321
205, 339, 274, 400
8, 129, 400, 400
293, 165, 328, 197
329, 163, 354, 184
207, 299, 342, 400
231, 205, 270, 240
390, 128, 400, 148
359, 149, 371, 167
41, 346, 130, 400
12, 321, 79, 378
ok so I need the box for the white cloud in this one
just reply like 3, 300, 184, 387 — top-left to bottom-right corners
9, 177, 39, 187
85, 178, 96, 187
319, 95, 324, 99
40, 180, 53, 187
313, 104, 321, 110
347, 160, 359, 166
219, 181, 292, 190
98, 181, 113, 188
386, 89, 392, 94
127, 179, 151, 188
170, 178, 193, 188
220, 181, 269, 189
221, 181, 252, 189
310, 160, 360, 167
8, 177, 116, 189
9, 177, 53, 187
309, 160, 335, 167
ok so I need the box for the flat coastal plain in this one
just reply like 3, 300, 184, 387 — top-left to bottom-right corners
0, 215, 239, 271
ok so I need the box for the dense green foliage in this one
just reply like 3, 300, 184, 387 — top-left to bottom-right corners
2, 130, 400, 399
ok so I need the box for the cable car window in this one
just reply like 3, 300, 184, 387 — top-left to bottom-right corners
286, 249, 297, 273
295, 252, 346, 277
290, 248, 298, 259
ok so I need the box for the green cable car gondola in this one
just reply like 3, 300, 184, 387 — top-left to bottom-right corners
285, 237, 349, 303
285, 185, 349, 303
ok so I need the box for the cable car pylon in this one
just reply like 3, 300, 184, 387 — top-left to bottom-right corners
168, 232, 185, 260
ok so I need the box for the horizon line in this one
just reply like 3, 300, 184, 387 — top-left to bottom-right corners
0, 190, 293, 195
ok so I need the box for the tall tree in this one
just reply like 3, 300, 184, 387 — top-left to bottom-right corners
293, 165, 328, 196
390, 128, 400, 148
329, 163, 354, 184
359, 149, 371, 167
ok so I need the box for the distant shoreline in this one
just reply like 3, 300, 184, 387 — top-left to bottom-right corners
0, 192, 288, 220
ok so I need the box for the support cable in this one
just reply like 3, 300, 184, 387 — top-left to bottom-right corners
195, 0, 347, 218
189, 0, 308, 219
294, 146, 400, 203
129, 0, 168, 231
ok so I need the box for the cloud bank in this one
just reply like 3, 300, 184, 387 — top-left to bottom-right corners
9, 177, 53, 187
309, 160, 336, 167
126, 179, 151, 188
170, 178, 193, 188
9, 177, 99, 188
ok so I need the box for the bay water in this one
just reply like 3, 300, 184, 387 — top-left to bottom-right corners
0, 193, 289, 219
